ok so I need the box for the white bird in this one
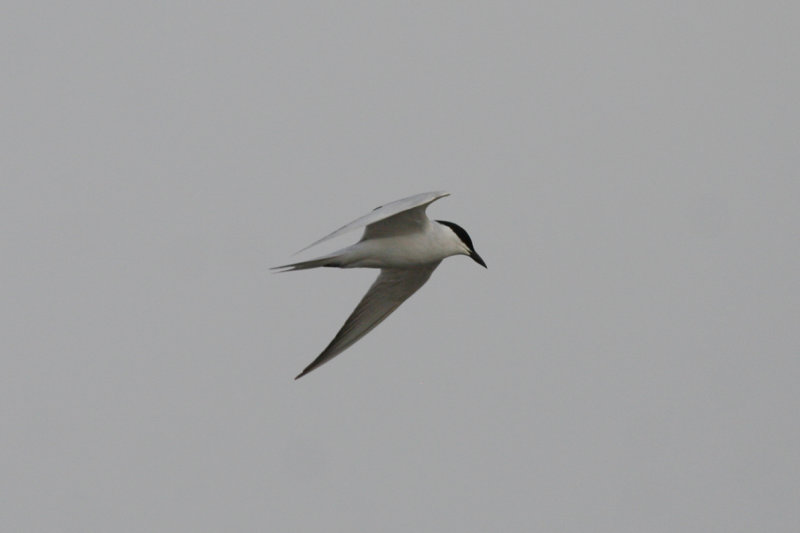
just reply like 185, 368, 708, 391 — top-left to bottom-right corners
273, 191, 486, 379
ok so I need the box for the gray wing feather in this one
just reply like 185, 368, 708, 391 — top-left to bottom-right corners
295, 264, 440, 379
296, 191, 449, 253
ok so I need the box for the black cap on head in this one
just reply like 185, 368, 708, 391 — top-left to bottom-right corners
437, 220, 487, 268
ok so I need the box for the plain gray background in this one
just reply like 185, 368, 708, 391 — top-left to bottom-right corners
3, 2, 798, 532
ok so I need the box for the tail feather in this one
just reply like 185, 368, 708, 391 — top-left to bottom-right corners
271, 254, 343, 272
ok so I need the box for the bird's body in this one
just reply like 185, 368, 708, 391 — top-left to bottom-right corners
273, 191, 485, 379
327, 220, 465, 268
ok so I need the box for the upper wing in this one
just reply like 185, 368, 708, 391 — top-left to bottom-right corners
295, 263, 440, 379
296, 191, 449, 253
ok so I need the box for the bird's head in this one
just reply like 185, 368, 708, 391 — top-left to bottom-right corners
436, 220, 487, 268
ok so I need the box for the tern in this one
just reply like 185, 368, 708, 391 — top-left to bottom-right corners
273, 191, 486, 379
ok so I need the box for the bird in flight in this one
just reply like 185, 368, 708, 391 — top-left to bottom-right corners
273, 191, 486, 379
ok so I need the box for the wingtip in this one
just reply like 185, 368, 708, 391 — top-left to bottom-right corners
293, 243, 317, 256
428, 190, 450, 201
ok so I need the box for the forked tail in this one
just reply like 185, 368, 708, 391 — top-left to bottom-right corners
270, 253, 344, 272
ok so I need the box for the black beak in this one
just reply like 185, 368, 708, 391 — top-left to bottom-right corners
470, 251, 487, 268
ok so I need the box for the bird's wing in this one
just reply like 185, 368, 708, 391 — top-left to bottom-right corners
295, 263, 440, 379
296, 191, 449, 253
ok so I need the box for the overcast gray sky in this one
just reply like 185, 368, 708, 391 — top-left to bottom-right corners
3, 2, 799, 532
